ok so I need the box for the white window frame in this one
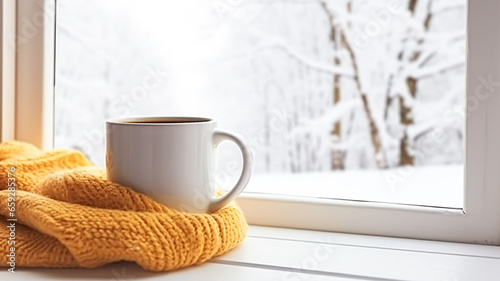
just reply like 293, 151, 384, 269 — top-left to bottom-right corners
3, 0, 500, 245
0, 0, 54, 149
0, 0, 16, 142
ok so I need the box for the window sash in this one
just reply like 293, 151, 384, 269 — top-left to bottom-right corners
0, 0, 16, 141
240, 0, 500, 245
6, 0, 500, 244
0, 0, 54, 148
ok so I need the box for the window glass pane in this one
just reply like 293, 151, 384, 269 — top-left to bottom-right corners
55, 0, 466, 206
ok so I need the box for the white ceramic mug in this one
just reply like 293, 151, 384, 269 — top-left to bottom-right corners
106, 116, 253, 213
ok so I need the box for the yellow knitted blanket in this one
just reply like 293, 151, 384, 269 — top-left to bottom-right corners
0, 141, 247, 271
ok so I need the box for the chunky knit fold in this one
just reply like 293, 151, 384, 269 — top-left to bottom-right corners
0, 141, 247, 271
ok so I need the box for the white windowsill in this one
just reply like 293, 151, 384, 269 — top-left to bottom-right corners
5, 225, 500, 281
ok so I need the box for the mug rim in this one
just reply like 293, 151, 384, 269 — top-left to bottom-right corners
106, 116, 215, 125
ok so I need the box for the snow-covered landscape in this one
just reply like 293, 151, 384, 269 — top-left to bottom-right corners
55, 0, 466, 180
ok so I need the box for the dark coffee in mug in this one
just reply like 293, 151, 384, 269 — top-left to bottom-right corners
123, 117, 211, 124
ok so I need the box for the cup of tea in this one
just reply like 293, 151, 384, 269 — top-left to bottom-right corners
106, 116, 253, 213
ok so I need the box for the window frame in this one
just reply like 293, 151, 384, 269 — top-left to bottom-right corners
0, 0, 55, 149
5, 0, 500, 245
0, 0, 16, 142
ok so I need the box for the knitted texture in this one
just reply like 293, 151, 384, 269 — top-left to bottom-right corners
0, 141, 247, 271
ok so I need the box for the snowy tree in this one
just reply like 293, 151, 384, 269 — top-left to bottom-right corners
319, 0, 465, 169
55, 0, 465, 173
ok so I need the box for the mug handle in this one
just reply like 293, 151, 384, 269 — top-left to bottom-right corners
209, 129, 254, 213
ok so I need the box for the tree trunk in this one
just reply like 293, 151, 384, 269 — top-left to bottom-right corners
321, 1, 345, 170
321, 0, 385, 169
399, 0, 433, 166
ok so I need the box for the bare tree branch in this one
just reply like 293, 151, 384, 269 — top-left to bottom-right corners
414, 60, 465, 79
